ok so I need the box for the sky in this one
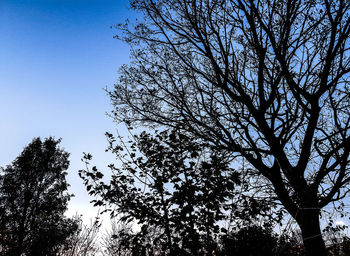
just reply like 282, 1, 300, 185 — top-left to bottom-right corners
0, 0, 133, 224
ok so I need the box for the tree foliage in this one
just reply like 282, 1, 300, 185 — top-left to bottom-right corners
80, 129, 246, 255
103, 220, 168, 256
103, 219, 295, 256
220, 225, 293, 256
109, 0, 350, 255
0, 137, 77, 256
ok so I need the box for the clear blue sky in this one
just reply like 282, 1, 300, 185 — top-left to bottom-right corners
0, 0, 132, 221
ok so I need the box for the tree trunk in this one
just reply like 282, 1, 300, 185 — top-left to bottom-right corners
297, 209, 327, 256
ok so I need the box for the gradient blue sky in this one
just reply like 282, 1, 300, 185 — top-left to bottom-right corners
0, 0, 132, 221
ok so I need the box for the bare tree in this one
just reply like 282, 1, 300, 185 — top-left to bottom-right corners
101, 219, 131, 256
109, 0, 350, 255
58, 215, 101, 256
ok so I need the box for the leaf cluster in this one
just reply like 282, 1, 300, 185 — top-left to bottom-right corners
80, 129, 242, 255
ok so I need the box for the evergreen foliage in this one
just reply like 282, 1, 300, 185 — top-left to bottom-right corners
0, 137, 78, 256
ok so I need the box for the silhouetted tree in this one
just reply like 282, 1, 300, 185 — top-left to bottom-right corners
102, 218, 132, 256
57, 214, 101, 256
80, 129, 242, 255
328, 236, 350, 256
0, 137, 78, 256
109, 1, 350, 255
219, 225, 293, 256
103, 219, 167, 256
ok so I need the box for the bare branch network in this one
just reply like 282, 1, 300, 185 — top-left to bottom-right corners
108, 1, 350, 255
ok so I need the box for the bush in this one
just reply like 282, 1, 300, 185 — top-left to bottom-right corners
219, 225, 293, 256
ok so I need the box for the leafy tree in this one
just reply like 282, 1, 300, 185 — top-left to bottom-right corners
0, 137, 78, 256
109, 0, 350, 255
80, 129, 242, 255
103, 219, 167, 256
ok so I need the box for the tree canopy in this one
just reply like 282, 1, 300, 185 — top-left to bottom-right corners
80, 129, 245, 255
109, 1, 350, 255
0, 137, 78, 256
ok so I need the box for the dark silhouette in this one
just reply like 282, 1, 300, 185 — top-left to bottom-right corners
109, 1, 350, 255
80, 129, 244, 255
0, 137, 78, 256
220, 225, 295, 256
